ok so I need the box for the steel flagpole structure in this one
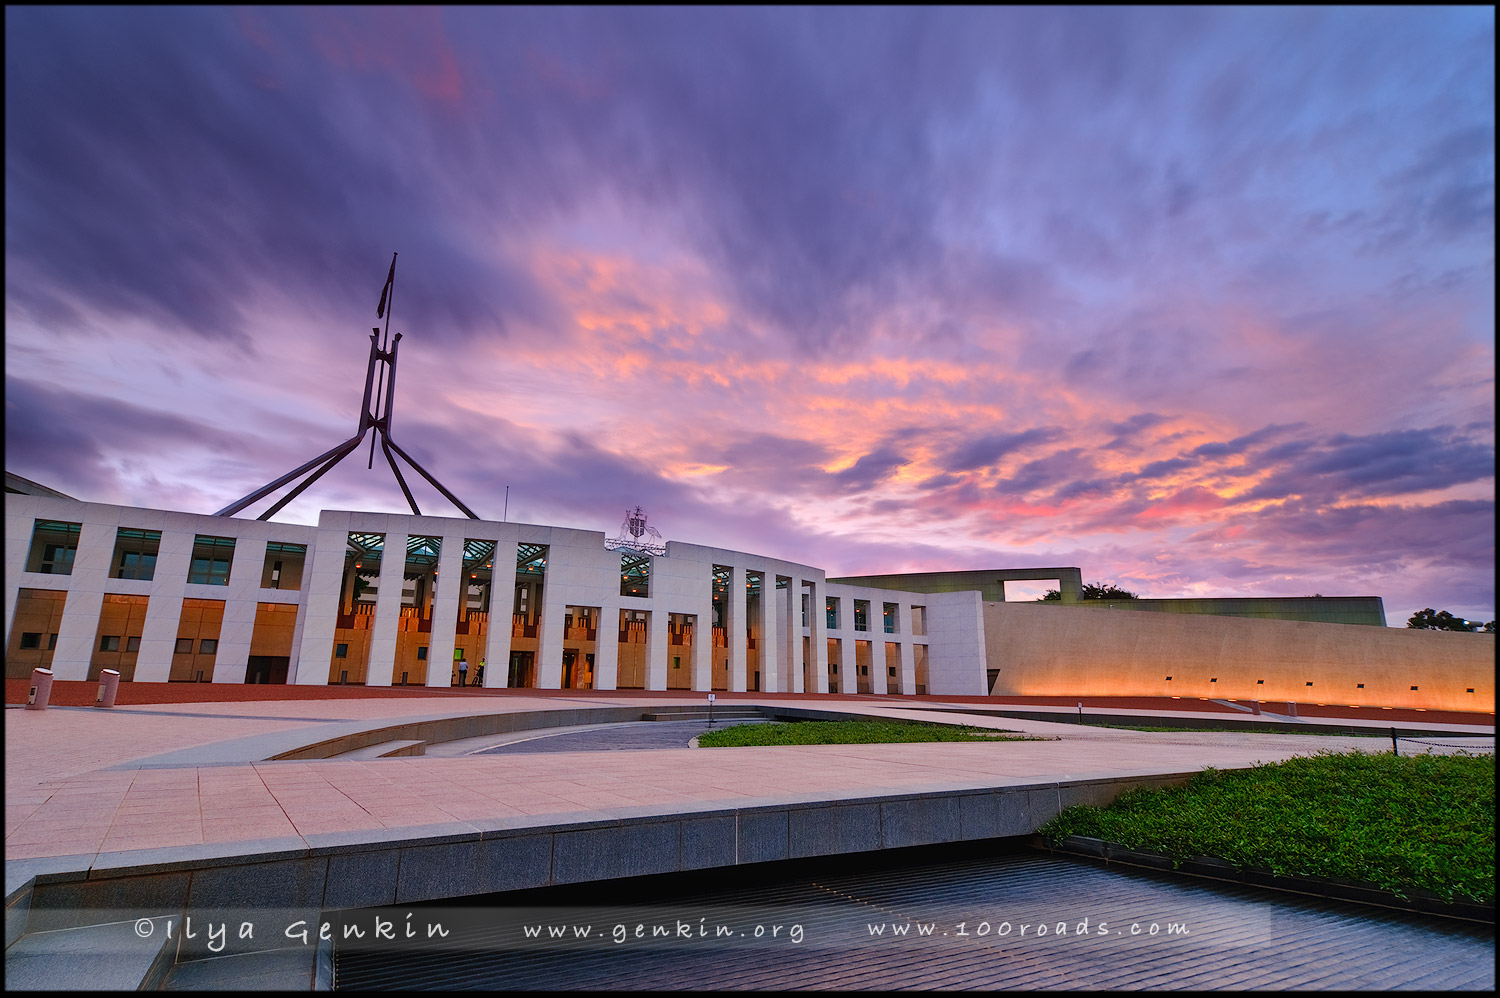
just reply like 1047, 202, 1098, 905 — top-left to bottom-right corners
214, 253, 480, 521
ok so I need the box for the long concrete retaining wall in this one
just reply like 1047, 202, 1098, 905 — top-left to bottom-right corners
984, 601, 1495, 712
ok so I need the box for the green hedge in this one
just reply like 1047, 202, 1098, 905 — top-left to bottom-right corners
696, 719, 1029, 747
1040, 749, 1495, 902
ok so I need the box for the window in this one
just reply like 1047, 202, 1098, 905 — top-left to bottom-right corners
20, 632, 41, 649
125, 636, 140, 653
188, 535, 236, 585
27, 520, 81, 575
1357, 683, 1364, 689
673, 657, 681, 669
1410, 685, 1418, 691
175, 638, 193, 654
853, 600, 869, 632
100, 635, 121, 652
889, 666, 896, 677
261, 542, 307, 590
417, 646, 428, 661
111, 528, 162, 581
335, 643, 349, 659
1165, 676, 1172, 681
1256, 679, 1264, 684
47, 633, 58, 650
200, 638, 219, 654
1209, 677, 1218, 683
1306, 682, 1314, 687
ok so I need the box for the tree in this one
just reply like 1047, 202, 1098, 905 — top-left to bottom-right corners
1406, 608, 1485, 631
1038, 582, 1140, 601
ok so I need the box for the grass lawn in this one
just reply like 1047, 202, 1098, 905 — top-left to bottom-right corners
1089, 723, 1383, 734
1039, 749, 1495, 903
695, 719, 1035, 747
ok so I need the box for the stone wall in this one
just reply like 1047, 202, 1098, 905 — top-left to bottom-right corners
984, 600, 1494, 712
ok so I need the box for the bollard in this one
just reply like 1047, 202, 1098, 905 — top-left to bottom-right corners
1077, 700, 1084, 724
1391, 728, 1399, 756
25, 668, 54, 710
708, 692, 716, 727
1286, 701, 1297, 717
95, 669, 121, 708
1250, 700, 1261, 715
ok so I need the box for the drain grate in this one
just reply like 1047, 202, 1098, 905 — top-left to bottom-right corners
333, 850, 1495, 991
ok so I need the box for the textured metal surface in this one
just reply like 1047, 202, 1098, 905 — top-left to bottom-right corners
332, 849, 1494, 990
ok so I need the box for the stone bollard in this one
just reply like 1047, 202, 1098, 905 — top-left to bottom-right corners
1250, 700, 1261, 715
1286, 701, 1297, 717
26, 668, 54, 710
95, 669, 121, 708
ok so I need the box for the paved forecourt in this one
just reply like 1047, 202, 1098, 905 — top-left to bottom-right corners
4, 689, 1492, 989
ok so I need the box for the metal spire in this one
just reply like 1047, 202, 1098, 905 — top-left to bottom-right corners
214, 253, 480, 521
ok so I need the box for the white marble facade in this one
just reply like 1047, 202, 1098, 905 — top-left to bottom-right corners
5, 493, 987, 694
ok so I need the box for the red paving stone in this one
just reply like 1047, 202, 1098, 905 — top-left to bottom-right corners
9, 679, 1491, 725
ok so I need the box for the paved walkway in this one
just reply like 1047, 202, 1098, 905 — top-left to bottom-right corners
6, 692, 1491, 873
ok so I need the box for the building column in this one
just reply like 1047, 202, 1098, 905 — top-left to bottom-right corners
807, 579, 828, 694
292, 516, 352, 685
208, 534, 265, 684
595, 599, 620, 690
645, 607, 669, 690
134, 523, 195, 683
900, 640, 917, 696
784, 576, 803, 693
535, 586, 565, 689
760, 575, 780, 693
366, 530, 407, 687
481, 538, 517, 688
729, 565, 748, 692
424, 529, 464, 687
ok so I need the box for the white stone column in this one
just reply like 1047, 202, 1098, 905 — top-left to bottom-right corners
536, 584, 565, 689
645, 608, 669, 690
729, 565, 748, 692
481, 537, 517, 688
367, 529, 407, 687
424, 526, 464, 687
595, 598, 620, 690
808, 579, 828, 694
293, 514, 353, 685
136, 513, 190, 683
207, 531, 264, 684
784, 576, 803, 693
759, 574, 779, 693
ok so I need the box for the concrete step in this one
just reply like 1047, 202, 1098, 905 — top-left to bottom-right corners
4, 916, 176, 992
331, 738, 427, 759
642, 710, 762, 722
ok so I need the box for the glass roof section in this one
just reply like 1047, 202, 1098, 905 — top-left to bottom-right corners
517, 543, 547, 575
463, 539, 496, 571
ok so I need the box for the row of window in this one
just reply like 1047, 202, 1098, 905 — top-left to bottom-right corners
1164, 676, 1472, 692
819, 597, 927, 634
21, 631, 222, 654
25, 520, 307, 588
97, 636, 219, 654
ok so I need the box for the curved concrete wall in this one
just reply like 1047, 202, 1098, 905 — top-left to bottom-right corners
984, 601, 1494, 712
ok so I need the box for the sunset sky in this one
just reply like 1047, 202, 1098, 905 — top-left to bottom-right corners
5, 7, 1494, 624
